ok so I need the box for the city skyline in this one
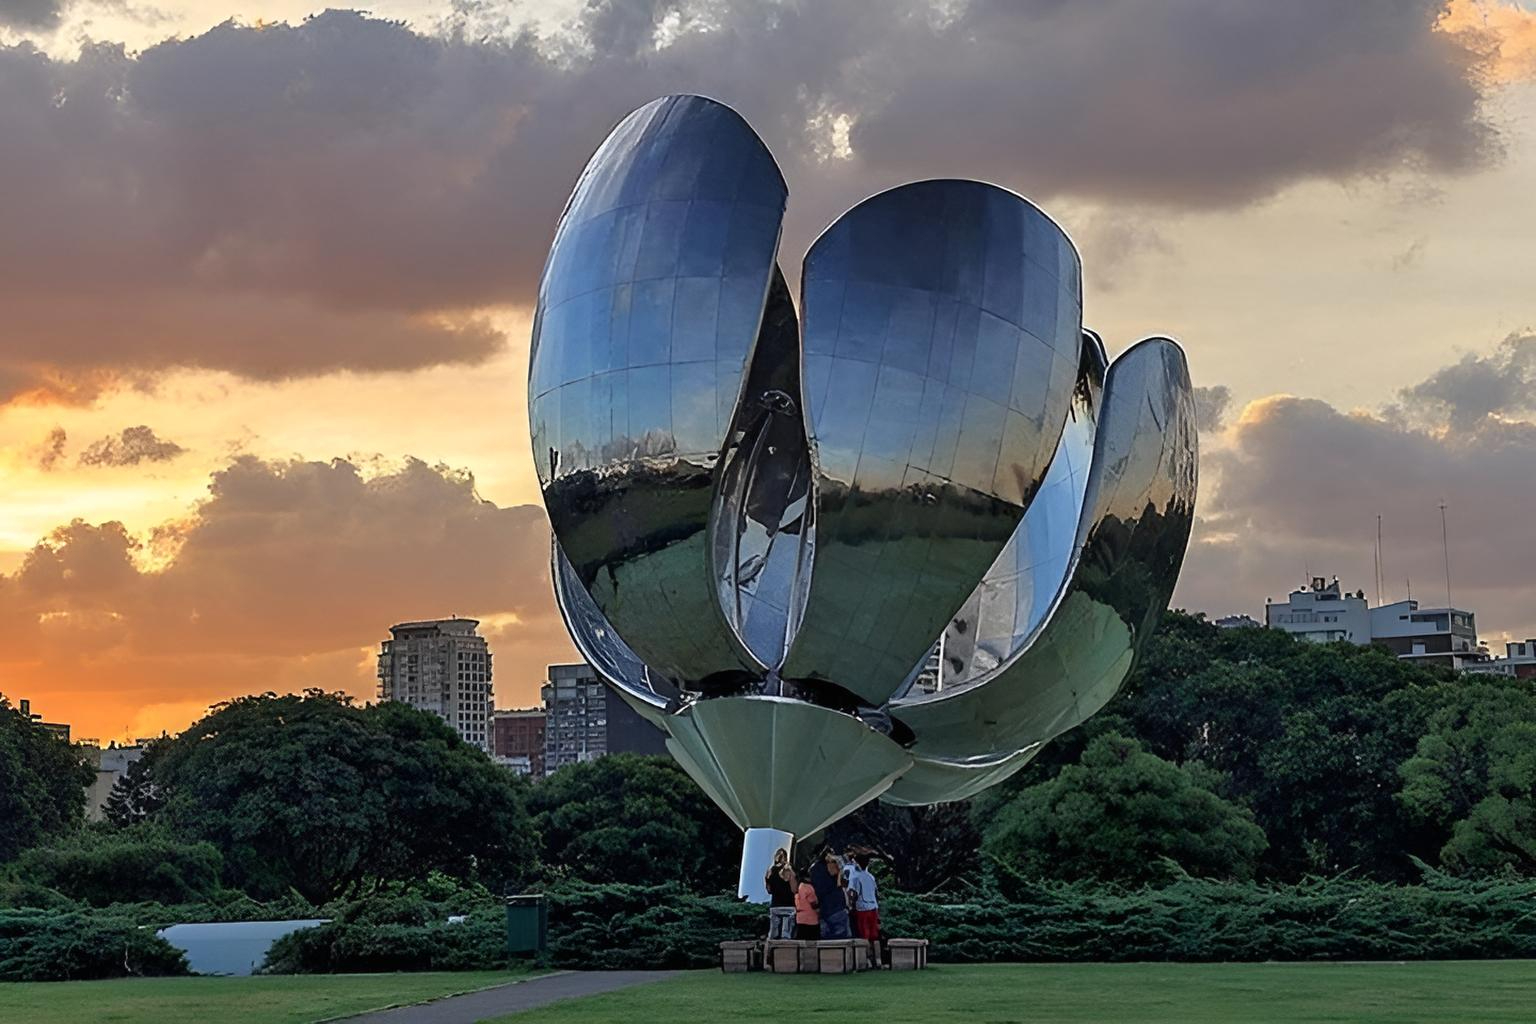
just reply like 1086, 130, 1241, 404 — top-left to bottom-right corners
2, 1, 1535, 741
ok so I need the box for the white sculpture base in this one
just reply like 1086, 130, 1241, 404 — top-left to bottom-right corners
737, 827, 795, 903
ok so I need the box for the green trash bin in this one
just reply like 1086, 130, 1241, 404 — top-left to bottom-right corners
505, 893, 548, 956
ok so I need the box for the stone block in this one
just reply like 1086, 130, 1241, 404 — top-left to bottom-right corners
720, 939, 760, 973
887, 938, 928, 970
765, 939, 802, 973
816, 939, 858, 974
797, 941, 820, 972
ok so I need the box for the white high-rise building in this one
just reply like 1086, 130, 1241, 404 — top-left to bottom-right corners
377, 618, 494, 752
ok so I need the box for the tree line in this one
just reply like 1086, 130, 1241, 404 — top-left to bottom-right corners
5, 611, 1536, 913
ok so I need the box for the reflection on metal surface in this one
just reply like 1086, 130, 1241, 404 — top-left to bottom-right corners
530, 94, 1199, 854
929, 330, 1107, 694
711, 267, 815, 669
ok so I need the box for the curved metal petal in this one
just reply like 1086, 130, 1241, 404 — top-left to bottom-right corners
528, 94, 788, 687
709, 267, 815, 670
884, 336, 1198, 783
877, 745, 1041, 808
663, 695, 911, 836
923, 330, 1107, 694
550, 537, 674, 721
780, 180, 1084, 706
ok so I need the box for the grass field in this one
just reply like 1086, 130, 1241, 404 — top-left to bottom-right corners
0, 971, 530, 1024
5, 962, 1536, 1023
493, 961, 1536, 1024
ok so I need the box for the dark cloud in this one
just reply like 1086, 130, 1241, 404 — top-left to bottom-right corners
0, 4, 1512, 401
78, 425, 185, 466
845, 0, 1496, 207
0, 0, 63, 30
1192, 385, 1232, 434
0, 455, 576, 720
1177, 346, 1536, 640
1400, 333, 1536, 428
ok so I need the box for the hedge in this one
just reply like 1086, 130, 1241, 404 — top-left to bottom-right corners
11, 871, 1536, 980
0, 909, 188, 981
260, 871, 1536, 973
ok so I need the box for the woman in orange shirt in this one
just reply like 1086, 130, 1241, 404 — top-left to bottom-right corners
792, 866, 820, 940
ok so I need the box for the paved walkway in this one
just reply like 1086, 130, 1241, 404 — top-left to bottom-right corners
337, 971, 682, 1024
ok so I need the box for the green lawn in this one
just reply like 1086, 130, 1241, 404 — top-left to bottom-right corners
491, 961, 1536, 1024
0, 971, 531, 1024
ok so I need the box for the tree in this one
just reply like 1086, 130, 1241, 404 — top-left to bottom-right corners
1097, 613, 1450, 880
526, 754, 740, 891
1400, 683, 1536, 875
826, 801, 981, 893
119, 691, 536, 901
10, 827, 223, 906
0, 695, 93, 864
982, 732, 1268, 885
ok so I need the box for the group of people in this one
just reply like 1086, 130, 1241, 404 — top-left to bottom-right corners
763, 845, 881, 949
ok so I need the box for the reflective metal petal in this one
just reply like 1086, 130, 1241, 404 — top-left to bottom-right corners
780, 181, 1084, 706
550, 537, 674, 722
529, 95, 788, 687
877, 745, 1042, 808
663, 695, 911, 837
929, 330, 1108, 694
884, 336, 1198, 793
710, 267, 815, 670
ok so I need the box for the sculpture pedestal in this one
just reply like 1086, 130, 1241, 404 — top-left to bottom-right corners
736, 827, 794, 903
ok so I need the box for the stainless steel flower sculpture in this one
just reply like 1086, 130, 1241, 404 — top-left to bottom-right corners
529, 95, 1198, 897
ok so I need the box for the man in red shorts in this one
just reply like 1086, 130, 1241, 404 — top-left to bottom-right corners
847, 851, 882, 960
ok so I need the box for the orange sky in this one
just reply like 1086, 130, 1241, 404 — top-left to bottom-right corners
2, 1, 1535, 742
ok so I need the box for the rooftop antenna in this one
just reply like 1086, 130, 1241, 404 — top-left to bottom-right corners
1406, 577, 1412, 604
1373, 514, 1383, 608
1439, 501, 1452, 609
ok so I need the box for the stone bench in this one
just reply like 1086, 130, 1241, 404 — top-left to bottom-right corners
886, 937, 928, 970
719, 939, 761, 973
727, 937, 926, 974
763, 939, 871, 973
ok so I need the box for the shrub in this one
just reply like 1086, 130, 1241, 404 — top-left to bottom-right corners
0, 909, 189, 981
262, 910, 510, 973
227, 869, 1536, 975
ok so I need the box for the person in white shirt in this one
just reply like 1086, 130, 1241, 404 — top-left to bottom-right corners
847, 852, 882, 955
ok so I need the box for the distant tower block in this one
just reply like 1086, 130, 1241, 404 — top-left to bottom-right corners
377, 618, 493, 752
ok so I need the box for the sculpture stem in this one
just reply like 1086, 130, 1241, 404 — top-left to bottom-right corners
737, 827, 795, 903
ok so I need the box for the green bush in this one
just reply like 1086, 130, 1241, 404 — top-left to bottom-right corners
251, 872, 1536, 973
11, 831, 223, 907
983, 732, 1268, 884
262, 910, 510, 973
0, 908, 189, 981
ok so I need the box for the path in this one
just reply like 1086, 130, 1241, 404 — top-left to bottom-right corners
335, 971, 683, 1024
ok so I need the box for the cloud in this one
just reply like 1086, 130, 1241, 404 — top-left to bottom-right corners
0, 0, 63, 30
1192, 385, 1233, 434
32, 426, 66, 470
1177, 341, 1536, 641
1390, 238, 1429, 271
1077, 213, 1174, 293
0, 455, 577, 736
78, 424, 185, 467
0, 4, 1522, 402
1441, 0, 1536, 84
1399, 332, 1536, 428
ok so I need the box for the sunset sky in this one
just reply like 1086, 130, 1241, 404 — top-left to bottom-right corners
2, 0, 1535, 742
